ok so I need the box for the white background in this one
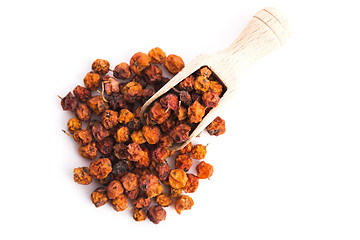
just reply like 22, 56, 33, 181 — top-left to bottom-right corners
1, 0, 359, 239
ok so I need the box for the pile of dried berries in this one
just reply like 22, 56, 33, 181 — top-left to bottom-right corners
60, 47, 226, 224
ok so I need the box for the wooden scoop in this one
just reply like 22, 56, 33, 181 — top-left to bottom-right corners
140, 7, 291, 151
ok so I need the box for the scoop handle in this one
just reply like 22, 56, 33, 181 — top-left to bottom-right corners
224, 7, 291, 73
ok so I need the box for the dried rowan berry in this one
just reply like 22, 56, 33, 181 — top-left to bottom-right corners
75, 103, 91, 122
84, 72, 101, 90
202, 90, 220, 108
194, 75, 210, 93
121, 173, 138, 191
104, 77, 120, 95
67, 117, 82, 134
183, 173, 199, 193
160, 93, 179, 111
127, 143, 145, 162
170, 187, 182, 198
206, 116, 226, 136
199, 66, 212, 78
138, 174, 158, 191
142, 125, 161, 144
135, 149, 151, 169
118, 109, 135, 125
175, 105, 187, 121
179, 90, 192, 106
78, 142, 98, 160
160, 118, 176, 133
178, 75, 195, 91
91, 187, 108, 207
101, 110, 118, 130
133, 196, 151, 208
129, 130, 146, 144
188, 101, 206, 123
164, 54, 184, 74
92, 122, 110, 142
96, 137, 114, 155
99, 172, 114, 186
174, 195, 194, 214
130, 52, 151, 76
89, 158, 112, 179
73, 85, 91, 102
156, 193, 172, 207
190, 144, 207, 160
145, 182, 163, 198
106, 180, 124, 199
92, 59, 110, 75
125, 188, 139, 200
149, 101, 171, 124
111, 194, 128, 211
148, 205, 166, 224
133, 208, 147, 222
106, 92, 122, 110
175, 154, 193, 172
87, 95, 109, 115
158, 134, 174, 148
74, 129, 93, 145
144, 64, 163, 84
127, 118, 142, 131
113, 62, 132, 79
60, 92, 78, 112
169, 169, 188, 189
73, 167, 92, 185
152, 147, 169, 164
148, 47, 166, 64
140, 175, 163, 198
142, 88, 155, 103
169, 124, 191, 143
156, 162, 170, 181
114, 126, 130, 143
112, 159, 128, 176
190, 92, 202, 103
179, 142, 192, 154
196, 161, 213, 179
122, 81, 143, 103
209, 80, 223, 95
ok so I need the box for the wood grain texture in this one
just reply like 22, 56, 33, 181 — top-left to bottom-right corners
140, 7, 291, 151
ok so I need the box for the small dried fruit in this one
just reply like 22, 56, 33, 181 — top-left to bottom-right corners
175, 154, 193, 172
169, 124, 191, 143
92, 59, 110, 75
206, 116, 226, 136
120, 173, 138, 191
174, 195, 194, 214
78, 142, 98, 160
164, 54, 184, 74
107, 180, 124, 199
196, 161, 213, 179
188, 101, 206, 123
61, 92, 78, 112
148, 205, 166, 224
133, 208, 147, 222
84, 72, 101, 90
190, 144, 207, 160
169, 169, 188, 189
148, 47, 166, 64
113, 62, 132, 79
67, 117, 82, 134
89, 158, 112, 179
111, 194, 128, 211
91, 187, 108, 207
73, 167, 92, 185
130, 52, 151, 76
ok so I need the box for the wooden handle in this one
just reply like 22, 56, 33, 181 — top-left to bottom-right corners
224, 7, 291, 73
